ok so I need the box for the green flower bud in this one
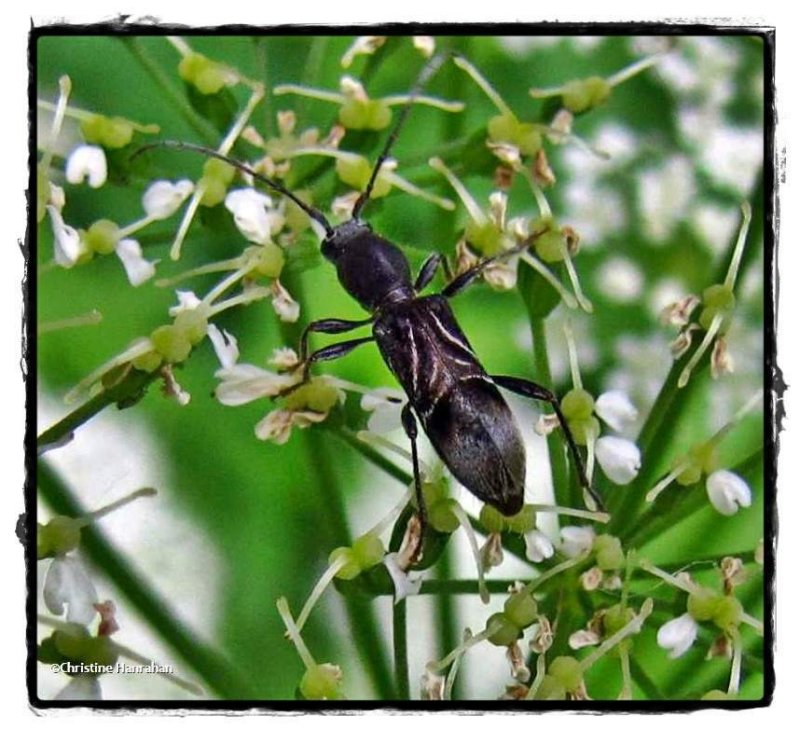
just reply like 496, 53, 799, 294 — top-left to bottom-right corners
199, 176, 228, 208
150, 324, 192, 364
38, 516, 83, 559
329, 546, 360, 580
547, 655, 583, 693
532, 674, 567, 700
334, 156, 392, 197
569, 416, 600, 446
593, 534, 624, 571
83, 219, 119, 256
562, 76, 611, 114
131, 349, 164, 373
687, 586, 721, 622
173, 308, 208, 346
504, 591, 538, 629
339, 98, 392, 131
299, 663, 344, 699
560, 388, 595, 421
675, 442, 717, 486
603, 604, 635, 653
711, 595, 743, 632
534, 229, 566, 263
479, 504, 506, 534
485, 612, 522, 646
283, 380, 340, 414
178, 52, 227, 95
81, 114, 134, 149
254, 242, 286, 278
506, 504, 536, 534
428, 498, 460, 534
465, 219, 504, 257
203, 157, 237, 185
487, 114, 542, 156
352, 533, 384, 569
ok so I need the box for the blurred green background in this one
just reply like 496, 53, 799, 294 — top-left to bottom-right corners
36, 34, 766, 701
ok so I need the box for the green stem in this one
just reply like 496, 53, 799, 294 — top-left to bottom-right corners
120, 37, 219, 146
37, 462, 253, 699
528, 316, 574, 511
37, 369, 157, 455
393, 598, 410, 699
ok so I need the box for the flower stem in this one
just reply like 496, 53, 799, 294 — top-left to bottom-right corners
393, 597, 410, 699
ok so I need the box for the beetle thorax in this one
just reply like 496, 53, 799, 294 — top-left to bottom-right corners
322, 220, 414, 311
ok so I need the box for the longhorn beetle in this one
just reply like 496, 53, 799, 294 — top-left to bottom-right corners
146, 51, 603, 552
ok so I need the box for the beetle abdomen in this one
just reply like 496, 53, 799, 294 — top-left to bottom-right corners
422, 379, 526, 516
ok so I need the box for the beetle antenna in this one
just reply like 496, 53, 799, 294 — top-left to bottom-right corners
352, 50, 453, 220
132, 140, 335, 237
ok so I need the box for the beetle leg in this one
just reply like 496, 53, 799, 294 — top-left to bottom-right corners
490, 374, 606, 511
401, 403, 426, 564
441, 242, 528, 299
414, 253, 444, 292
297, 316, 373, 364
277, 336, 375, 400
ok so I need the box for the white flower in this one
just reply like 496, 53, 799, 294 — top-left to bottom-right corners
413, 36, 436, 58
706, 470, 752, 516
208, 324, 240, 370
115, 238, 157, 286
47, 205, 84, 268
65, 145, 107, 188
43, 555, 99, 625
254, 408, 326, 444
214, 360, 296, 406
270, 280, 300, 322
657, 612, 698, 659
225, 188, 284, 244
383, 553, 422, 603
142, 179, 194, 220
595, 391, 638, 432
54, 675, 102, 700
595, 435, 641, 485
169, 290, 204, 316
559, 526, 595, 557
524, 529, 555, 563
360, 387, 406, 433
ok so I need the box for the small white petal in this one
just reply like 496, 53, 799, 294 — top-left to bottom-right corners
115, 238, 157, 286
47, 205, 83, 267
360, 387, 406, 433
559, 526, 595, 557
657, 613, 698, 659
142, 179, 194, 220
596, 436, 641, 485
55, 675, 103, 701
255, 409, 294, 444
271, 280, 300, 322
225, 188, 275, 244
524, 529, 555, 563
65, 145, 107, 188
169, 290, 203, 315
706, 470, 752, 516
413, 36, 436, 58
43, 555, 99, 625
268, 347, 300, 369
215, 364, 295, 405
383, 553, 421, 603
595, 391, 638, 432
208, 324, 240, 370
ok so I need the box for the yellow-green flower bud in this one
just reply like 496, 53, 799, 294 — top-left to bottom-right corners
561, 389, 595, 421
687, 585, 721, 622
38, 516, 83, 559
504, 591, 538, 629
199, 177, 228, 208
83, 219, 119, 256
593, 534, 624, 571
81, 114, 134, 149
711, 595, 743, 632
562, 76, 611, 114
299, 663, 344, 699
335, 156, 392, 197
465, 219, 504, 257
173, 308, 208, 346
428, 498, 460, 534
329, 546, 360, 579
283, 380, 340, 413
487, 114, 542, 156
479, 504, 506, 533
178, 52, 227, 95
506, 504, 536, 534
131, 349, 164, 373
486, 612, 522, 646
532, 674, 567, 700
352, 533, 384, 569
150, 324, 192, 364
254, 242, 285, 278
339, 98, 392, 131
547, 655, 583, 693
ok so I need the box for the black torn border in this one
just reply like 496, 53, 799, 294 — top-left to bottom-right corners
24, 20, 778, 713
